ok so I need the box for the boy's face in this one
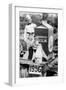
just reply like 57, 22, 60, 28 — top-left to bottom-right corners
33, 39, 39, 50
27, 32, 34, 41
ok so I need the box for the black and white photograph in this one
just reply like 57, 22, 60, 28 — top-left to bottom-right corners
0, 0, 65, 88
8, 4, 63, 86
19, 12, 58, 78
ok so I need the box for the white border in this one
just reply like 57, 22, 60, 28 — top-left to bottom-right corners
11, 4, 63, 86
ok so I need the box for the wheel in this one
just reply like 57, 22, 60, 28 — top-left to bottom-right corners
20, 64, 29, 78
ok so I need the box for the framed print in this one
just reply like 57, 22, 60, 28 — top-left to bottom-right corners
9, 4, 63, 86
